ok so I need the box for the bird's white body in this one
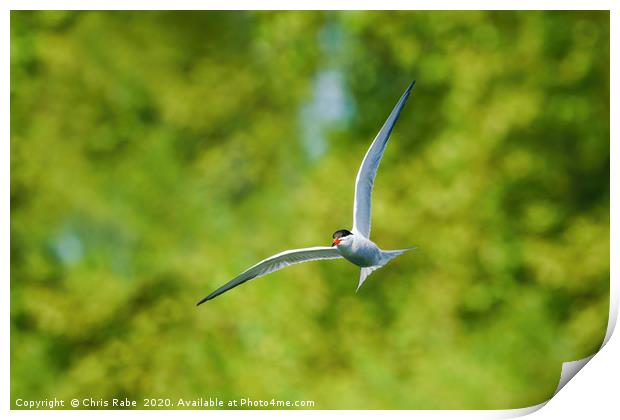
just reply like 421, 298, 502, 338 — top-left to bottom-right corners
334, 232, 412, 291
336, 234, 381, 267
197, 81, 416, 304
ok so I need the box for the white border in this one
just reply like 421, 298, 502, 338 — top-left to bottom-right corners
3, 2, 616, 419
1, 1, 617, 11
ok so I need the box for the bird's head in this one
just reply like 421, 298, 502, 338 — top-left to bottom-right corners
332, 229, 354, 247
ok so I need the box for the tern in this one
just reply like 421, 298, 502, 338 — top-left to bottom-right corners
197, 81, 415, 305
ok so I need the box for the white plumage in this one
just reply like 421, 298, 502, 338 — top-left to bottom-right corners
197, 81, 415, 305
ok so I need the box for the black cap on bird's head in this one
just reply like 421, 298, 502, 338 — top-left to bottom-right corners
331, 229, 353, 246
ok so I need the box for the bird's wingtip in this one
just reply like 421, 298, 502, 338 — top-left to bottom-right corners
196, 296, 210, 306
402, 80, 416, 97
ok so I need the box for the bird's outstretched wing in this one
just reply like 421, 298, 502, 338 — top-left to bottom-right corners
352, 81, 415, 238
197, 246, 342, 304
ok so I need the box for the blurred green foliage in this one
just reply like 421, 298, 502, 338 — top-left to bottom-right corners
11, 11, 609, 409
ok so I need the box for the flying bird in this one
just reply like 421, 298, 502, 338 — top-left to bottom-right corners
197, 81, 416, 305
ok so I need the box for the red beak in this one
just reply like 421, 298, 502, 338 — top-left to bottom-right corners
332, 238, 341, 246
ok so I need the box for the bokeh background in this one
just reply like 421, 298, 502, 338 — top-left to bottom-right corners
11, 11, 610, 409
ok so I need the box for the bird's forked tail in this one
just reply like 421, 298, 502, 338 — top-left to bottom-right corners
356, 247, 415, 291
379, 247, 414, 265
